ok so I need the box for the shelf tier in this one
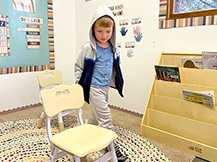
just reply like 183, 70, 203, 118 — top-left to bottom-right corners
141, 52, 217, 161
151, 94, 217, 126
154, 80, 217, 106
141, 123, 217, 161
144, 108, 217, 148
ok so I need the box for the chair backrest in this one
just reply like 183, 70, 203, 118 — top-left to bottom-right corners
41, 84, 85, 118
37, 69, 62, 88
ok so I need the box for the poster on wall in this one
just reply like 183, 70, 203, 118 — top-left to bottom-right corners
20, 16, 43, 24
13, 0, 36, 13
132, 17, 143, 42
109, 4, 124, 16
26, 24, 40, 49
131, 17, 142, 25
119, 19, 128, 37
116, 43, 121, 48
0, 15, 9, 56
125, 41, 135, 58
125, 41, 135, 48
120, 19, 128, 26
0, 0, 54, 74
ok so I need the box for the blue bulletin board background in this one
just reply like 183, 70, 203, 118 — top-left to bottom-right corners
0, 0, 50, 69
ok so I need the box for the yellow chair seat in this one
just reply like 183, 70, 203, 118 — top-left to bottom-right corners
50, 124, 118, 157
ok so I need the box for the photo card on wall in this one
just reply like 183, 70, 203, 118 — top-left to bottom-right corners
0, 15, 10, 56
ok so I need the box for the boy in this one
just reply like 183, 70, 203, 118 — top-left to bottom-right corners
74, 5, 127, 161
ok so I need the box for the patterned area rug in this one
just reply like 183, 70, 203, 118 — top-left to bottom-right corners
0, 116, 171, 162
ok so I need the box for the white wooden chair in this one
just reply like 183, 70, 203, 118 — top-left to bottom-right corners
41, 84, 118, 162
37, 69, 83, 132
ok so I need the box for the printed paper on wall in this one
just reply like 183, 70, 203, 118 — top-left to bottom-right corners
13, 0, 36, 13
0, 15, 10, 56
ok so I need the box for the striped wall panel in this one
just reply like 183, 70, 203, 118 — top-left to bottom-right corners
159, 0, 217, 29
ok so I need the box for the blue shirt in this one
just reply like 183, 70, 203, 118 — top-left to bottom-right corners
91, 43, 113, 87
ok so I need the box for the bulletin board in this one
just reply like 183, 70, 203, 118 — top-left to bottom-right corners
0, 0, 54, 74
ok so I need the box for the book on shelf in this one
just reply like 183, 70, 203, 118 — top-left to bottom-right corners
182, 89, 215, 106
154, 65, 181, 83
202, 51, 217, 70
181, 57, 203, 69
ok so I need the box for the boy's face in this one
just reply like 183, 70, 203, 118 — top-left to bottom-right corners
94, 24, 113, 45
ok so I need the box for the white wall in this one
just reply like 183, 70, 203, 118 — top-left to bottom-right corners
0, 72, 39, 111
75, 0, 217, 114
1, 0, 217, 114
0, 0, 76, 112
53, 0, 76, 84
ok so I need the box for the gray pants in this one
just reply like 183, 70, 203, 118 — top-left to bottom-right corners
88, 86, 112, 130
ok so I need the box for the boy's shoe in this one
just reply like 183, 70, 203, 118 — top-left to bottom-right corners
115, 145, 128, 162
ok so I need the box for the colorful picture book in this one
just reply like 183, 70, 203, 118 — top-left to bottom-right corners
154, 65, 181, 83
181, 57, 203, 69
202, 51, 217, 70
182, 89, 215, 106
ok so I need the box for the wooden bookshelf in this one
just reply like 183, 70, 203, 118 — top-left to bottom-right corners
141, 52, 217, 161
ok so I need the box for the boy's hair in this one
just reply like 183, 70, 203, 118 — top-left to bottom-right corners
94, 15, 114, 28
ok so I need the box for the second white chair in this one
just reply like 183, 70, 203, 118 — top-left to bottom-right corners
37, 69, 83, 132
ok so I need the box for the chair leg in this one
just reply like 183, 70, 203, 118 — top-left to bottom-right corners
109, 142, 118, 162
76, 109, 84, 125
50, 146, 58, 162
80, 156, 86, 162
73, 155, 81, 162
45, 117, 52, 145
58, 122, 64, 132
38, 110, 45, 128
58, 112, 64, 132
